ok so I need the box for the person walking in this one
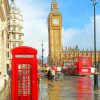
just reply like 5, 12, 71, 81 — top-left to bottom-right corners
62, 67, 68, 82
47, 69, 52, 81
51, 68, 56, 81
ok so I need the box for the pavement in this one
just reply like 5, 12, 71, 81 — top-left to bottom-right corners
0, 78, 10, 100
39, 75, 100, 100
0, 75, 9, 91
0, 75, 100, 100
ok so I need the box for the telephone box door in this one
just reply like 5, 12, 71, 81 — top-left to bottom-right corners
18, 64, 32, 100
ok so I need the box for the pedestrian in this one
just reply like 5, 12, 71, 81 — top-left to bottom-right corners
47, 69, 52, 81
8, 68, 12, 79
62, 67, 68, 82
51, 68, 56, 81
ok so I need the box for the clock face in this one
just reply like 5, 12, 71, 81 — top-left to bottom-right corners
52, 19, 59, 25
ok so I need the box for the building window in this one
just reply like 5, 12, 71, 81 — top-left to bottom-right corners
6, 43, 10, 48
7, 52, 10, 58
12, 27, 15, 31
7, 34, 10, 39
19, 35, 21, 40
19, 28, 21, 32
18, 43, 20, 46
12, 7, 14, 9
19, 43, 22, 46
8, 25, 10, 31
6, 64, 10, 75
2, 31, 4, 39
13, 20, 15, 25
12, 43, 16, 48
13, 34, 16, 39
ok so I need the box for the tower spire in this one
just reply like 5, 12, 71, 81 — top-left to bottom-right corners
51, 0, 58, 12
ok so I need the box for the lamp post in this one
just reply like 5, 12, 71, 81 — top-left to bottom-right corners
41, 40, 44, 66
91, 0, 99, 89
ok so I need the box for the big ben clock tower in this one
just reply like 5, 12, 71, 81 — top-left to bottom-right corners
48, 0, 62, 65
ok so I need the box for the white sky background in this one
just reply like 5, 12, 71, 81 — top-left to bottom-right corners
63, 15, 100, 50
9, 0, 100, 60
14, 0, 49, 58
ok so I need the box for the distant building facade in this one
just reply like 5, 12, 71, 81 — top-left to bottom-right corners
0, 0, 9, 77
6, 0, 24, 69
62, 46, 100, 66
48, 0, 63, 65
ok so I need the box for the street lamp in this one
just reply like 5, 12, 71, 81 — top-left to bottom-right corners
41, 40, 44, 66
91, 0, 99, 89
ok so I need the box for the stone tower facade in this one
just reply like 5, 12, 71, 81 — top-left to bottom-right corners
48, 0, 62, 65
6, 0, 24, 69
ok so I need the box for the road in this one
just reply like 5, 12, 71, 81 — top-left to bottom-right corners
0, 75, 100, 100
39, 75, 100, 100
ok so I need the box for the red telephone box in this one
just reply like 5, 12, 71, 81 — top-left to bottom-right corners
11, 46, 38, 100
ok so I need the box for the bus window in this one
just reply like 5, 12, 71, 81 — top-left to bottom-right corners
80, 57, 88, 61
83, 62, 87, 67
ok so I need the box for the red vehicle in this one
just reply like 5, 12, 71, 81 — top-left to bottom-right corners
64, 56, 92, 75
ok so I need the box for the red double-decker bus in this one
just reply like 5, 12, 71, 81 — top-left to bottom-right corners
64, 56, 92, 75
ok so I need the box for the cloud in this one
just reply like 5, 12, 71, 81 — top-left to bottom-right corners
14, 0, 49, 58
63, 14, 100, 50
62, 28, 81, 46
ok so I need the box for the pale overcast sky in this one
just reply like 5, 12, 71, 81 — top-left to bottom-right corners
9, 0, 100, 59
